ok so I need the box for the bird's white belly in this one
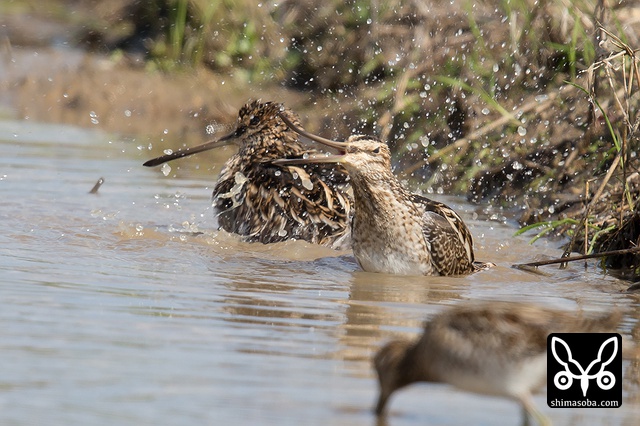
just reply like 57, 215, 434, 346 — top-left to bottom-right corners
351, 198, 434, 275
444, 353, 547, 398
354, 244, 433, 275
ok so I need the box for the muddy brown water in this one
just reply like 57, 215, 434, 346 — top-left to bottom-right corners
1, 119, 639, 426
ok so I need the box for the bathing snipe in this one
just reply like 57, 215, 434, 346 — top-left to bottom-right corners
374, 301, 623, 425
273, 113, 491, 275
144, 100, 352, 249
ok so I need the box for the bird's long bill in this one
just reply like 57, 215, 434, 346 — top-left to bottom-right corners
277, 111, 349, 152
374, 392, 390, 416
271, 154, 345, 166
143, 131, 237, 167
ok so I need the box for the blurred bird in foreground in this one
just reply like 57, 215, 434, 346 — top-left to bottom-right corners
144, 100, 352, 249
273, 113, 492, 275
373, 301, 628, 425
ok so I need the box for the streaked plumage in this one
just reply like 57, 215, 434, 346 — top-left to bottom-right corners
273, 113, 490, 275
144, 101, 352, 248
374, 301, 623, 425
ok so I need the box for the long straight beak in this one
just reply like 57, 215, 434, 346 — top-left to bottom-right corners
277, 112, 349, 151
143, 131, 237, 167
374, 391, 390, 416
272, 154, 345, 166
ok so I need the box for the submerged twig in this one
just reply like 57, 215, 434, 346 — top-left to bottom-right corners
513, 246, 640, 269
89, 177, 105, 194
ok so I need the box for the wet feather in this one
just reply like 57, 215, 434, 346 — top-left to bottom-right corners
144, 100, 353, 249
273, 114, 491, 275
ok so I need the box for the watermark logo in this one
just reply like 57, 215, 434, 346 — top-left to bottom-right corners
547, 333, 622, 408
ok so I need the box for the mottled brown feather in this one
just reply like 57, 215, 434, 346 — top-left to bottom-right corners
146, 100, 353, 249
272, 121, 488, 275
374, 301, 623, 423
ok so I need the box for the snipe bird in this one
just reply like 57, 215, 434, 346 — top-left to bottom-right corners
273, 113, 491, 275
143, 101, 352, 249
374, 301, 623, 425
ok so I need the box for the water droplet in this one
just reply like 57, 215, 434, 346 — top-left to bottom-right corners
517, 126, 527, 136
278, 229, 288, 237
161, 163, 171, 176
164, 149, 174, 155
301, 178, 313, 191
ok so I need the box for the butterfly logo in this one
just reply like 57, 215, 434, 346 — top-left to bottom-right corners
551, 336, 618, 397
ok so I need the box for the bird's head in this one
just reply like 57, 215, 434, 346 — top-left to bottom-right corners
373, 339, 413, 416
143, 100, 302, 167
272, 112, 392, 178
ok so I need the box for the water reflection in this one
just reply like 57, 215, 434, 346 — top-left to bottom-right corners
339, 272, 465, 364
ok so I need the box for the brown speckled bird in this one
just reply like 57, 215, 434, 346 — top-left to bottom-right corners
143, 101, 352, 249
273, 113, 491, 275
374, 301, 623, 426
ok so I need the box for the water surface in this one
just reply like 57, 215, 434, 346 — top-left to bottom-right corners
1, 119, 639, 426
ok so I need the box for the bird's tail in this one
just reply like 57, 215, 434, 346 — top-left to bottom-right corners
472, 260, 496, 272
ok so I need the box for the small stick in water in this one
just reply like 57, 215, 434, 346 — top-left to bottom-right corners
513, 246, 640, 269
89, 177, 104, 194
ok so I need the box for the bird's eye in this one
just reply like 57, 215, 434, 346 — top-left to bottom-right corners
372, 147, 381, 154
249, 115, 260, 126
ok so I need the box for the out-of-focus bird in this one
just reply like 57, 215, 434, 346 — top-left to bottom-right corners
373, 301, 623, 425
